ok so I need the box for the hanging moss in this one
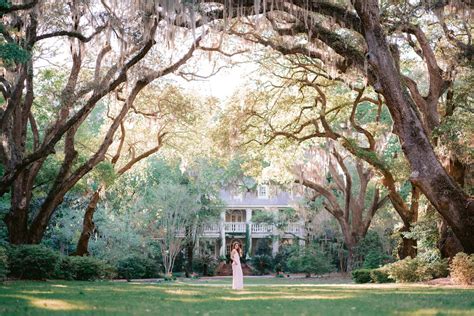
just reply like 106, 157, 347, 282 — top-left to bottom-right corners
343, 137, 387, 170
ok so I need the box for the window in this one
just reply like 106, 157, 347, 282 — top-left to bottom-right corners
227, 210, 244, 222
258, 184, 268, 199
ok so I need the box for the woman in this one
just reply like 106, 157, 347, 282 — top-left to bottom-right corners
231, 242, 244, 290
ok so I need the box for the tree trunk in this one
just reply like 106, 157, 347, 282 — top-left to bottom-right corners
438, 219, 464, 259
73, 190, 101, 256
398, 225, 417, 259
354, 0, 474, 253
346, 242, 355, 272
185, 241, 194, 278
4, 175, 29, 244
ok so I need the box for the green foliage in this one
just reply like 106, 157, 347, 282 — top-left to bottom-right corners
193, 254, 218, 276
352, 267, 394, 284
61, 256, 114, 281
351, 269, 372, 283
362, 250, 389, 269
385, 257, 448, 283
54, 256, 76, 280
0, 42, 30, 65
252, 210, 275, 224
117, 256, 160, 280
8, 245, 59, 280
287, 246, 335, 276
401, 209, 441, 261
450, 252, 474, 285
0, 0, 11, 10
250, 255, 273, 275
273, 245, 297, 272
370, 268, 394, 283
254, 238, 272, 256
0, 246, 8, 280
355, 231, 392, 269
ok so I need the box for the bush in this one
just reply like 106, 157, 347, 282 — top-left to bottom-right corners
273, 245, 297, 272
384, 257, 447, 283
250, 255, 273, 275
0, 246, 8, 281
427, 259, 449, 279
352, 269, 372, 283
370, 268, 393, 283
254, 238, 272, 256
55, 256, 113, 281
8, 245, 59, 279
117, 256, 153, 280
355, 231, 392, 269
450, 252, 474, 285
287, 247, 334, 277
54, 256, 76, 280
363, 250, 391, 269
72, 256, 112, 280
193, 254, 218, 276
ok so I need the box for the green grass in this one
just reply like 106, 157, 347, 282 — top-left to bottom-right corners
0, 278, 473, 315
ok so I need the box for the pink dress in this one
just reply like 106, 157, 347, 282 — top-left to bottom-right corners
231, 250, 244, 290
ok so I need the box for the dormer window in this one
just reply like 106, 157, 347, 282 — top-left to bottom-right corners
257, 184, 268, 199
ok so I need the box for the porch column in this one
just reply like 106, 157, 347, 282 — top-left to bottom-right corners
272, 235, 280, 257
219, 210, 226, 257
245, 208, 252, 259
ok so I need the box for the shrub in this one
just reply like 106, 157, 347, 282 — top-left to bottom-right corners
56, 256, 113, 281
352, 269, 372, 283
287, 247, 334, 277
355, 231, 392, 269
385, 257, 428, 283
71, 256, 112, 281
0, 246, 8, 281
117, 256, 148, 280
254, 238, 272, 256
273, 245, 297, 272
54, 256, 76, 280
363, 250, 391, 269
450, 252, 474, 285
193, 254, 218, 276
427, 259, 449, 279
8, 245, 59, 279
384, 257, 447, 283
250, 255, 273, 275
143, 258, 161, 278
370, 268, 393, 283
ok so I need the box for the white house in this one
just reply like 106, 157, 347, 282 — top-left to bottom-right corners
195, 184, 305, 258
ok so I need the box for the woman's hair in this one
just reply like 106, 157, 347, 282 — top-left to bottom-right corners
232, 242, 243, 256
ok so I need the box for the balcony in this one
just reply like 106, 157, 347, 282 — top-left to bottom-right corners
224, 222, 246, 233
199, 222, 304, 236
252, 223, 274, 234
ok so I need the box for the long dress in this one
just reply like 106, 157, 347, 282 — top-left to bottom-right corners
231, 250, 244, 290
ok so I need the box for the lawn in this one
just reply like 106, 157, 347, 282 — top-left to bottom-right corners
0, 278, 473, 315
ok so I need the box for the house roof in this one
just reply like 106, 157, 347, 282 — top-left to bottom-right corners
219, 189, 301, 208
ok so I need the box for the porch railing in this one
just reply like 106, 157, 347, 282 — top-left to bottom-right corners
224, 222, 246, 233
199, 222, 304, 235
252, 223, 274, 233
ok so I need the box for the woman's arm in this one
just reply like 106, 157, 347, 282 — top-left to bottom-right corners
231, 250, 236, 265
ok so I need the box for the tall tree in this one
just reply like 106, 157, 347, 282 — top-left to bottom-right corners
197, 0, 474, 252
0, 1, 212, 244
295, 144, 388, 270
217, 57, 421, 258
